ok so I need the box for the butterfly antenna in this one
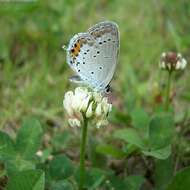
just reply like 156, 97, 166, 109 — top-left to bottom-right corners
62, 45, 67, 51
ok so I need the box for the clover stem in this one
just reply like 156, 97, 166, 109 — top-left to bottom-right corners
165, 70, 172, 111
79, 113, 88, 190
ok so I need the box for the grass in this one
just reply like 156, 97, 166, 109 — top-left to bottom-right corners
0, 0, 189, 127
0, 0, 190, 189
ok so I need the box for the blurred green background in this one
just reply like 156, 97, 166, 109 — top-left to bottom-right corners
0, 0, 189, 128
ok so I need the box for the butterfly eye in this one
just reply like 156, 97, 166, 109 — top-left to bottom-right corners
105, 85, 111, 94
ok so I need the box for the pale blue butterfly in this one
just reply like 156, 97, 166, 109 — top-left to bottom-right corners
64, 21, 120, 93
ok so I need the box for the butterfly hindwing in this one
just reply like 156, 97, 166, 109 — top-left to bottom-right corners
69, 75, 84, 84
66, 21, 119, 91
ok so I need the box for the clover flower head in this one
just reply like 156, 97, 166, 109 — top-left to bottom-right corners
159, 52, 187, 71
63, 87, 112, 128
68, 118, 81, 127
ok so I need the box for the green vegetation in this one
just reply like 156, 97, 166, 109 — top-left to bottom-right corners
0, 0, 190, 189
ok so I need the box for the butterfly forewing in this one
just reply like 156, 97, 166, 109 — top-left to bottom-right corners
88, 21, 119, 89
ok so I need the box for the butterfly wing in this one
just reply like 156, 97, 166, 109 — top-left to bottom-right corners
69, 75, 83, 84
66, 21, 119, 91
66, 32, 100, 88
88, 21, 120, 90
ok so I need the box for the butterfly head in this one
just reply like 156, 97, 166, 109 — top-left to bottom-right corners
104, 84, 112, 94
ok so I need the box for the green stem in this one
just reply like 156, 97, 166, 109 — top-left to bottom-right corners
79, 113, 88, 190
165, 70, 172, 111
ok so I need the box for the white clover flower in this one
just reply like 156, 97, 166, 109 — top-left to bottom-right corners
63, 91, 74, 116
36, 150, 43, 157
68, 118, 81, 127
63, 87, 112, 128
159, 52, 187, 71
71, 88, 90, 112
86, 102, 93, 118
177, 56, 187, 70
80, 95, 91, 112
95, 103, 102, 117
93, 92, 102, 103
102, 97, 112, 116
96, 120, 108, 128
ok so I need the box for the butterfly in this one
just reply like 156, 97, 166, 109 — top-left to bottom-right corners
64, 21, 120, 93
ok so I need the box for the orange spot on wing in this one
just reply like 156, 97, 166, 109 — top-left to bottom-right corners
70, 42, 81, 58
